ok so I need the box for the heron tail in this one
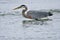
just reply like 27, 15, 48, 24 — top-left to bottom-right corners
49, 12, 53, 16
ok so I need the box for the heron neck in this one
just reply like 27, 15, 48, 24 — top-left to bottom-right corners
22, 6, 28, 18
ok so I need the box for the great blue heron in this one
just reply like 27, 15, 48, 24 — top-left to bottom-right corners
13, 5, 53, 20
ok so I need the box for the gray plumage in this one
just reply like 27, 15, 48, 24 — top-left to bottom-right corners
13, 5, 53, 20
27, 10, 52, 19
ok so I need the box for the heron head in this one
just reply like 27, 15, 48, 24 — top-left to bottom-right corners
13, 5, 26, 10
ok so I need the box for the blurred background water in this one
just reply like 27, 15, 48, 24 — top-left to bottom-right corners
0, 0, 60, 40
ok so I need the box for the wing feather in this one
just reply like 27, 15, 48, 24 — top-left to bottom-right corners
27, 10, 49, 19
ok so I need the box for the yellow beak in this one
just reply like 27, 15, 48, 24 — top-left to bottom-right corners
13, 6, 21, 10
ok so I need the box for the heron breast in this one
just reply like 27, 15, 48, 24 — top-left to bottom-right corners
28, 16, 32, 19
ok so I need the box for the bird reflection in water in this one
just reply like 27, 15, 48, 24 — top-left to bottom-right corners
22, 19, 52, 27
